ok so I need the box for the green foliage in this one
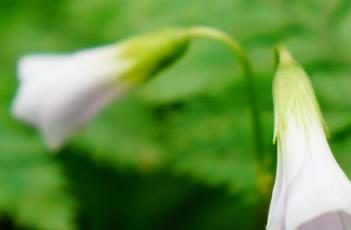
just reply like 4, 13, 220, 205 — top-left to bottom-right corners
1, 0, 351, 229
75, 96, 165, 171
0, 132, 75, 230
160, 93, 258, 195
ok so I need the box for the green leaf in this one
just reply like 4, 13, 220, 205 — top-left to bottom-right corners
0, 132, 76, 230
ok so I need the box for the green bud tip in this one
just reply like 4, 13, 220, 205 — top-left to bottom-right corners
119, 28, 190, 85
273, 44, 327, 143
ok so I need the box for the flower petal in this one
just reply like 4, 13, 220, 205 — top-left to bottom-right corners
299, 212, 351, 230
12, 45, 132, 150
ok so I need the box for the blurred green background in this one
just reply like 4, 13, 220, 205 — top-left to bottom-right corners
1, 0, 351, 229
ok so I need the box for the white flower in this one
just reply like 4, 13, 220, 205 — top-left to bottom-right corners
267, 45, 351, 230
12, 29, 189, 150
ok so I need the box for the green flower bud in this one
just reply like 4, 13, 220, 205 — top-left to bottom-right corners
273, 44, 326, 143
118, 28, 190, 85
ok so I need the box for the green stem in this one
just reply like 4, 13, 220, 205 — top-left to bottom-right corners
187, 26, 265, 164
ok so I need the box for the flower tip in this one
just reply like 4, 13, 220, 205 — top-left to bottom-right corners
11, 93, 32, 125
17, 55, 33, 81
275, 43, 295, 66
42, 131, 66, 152
46, 141, 63, 153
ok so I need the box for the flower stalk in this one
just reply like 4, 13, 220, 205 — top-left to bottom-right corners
186, 27, 271, 230
186, 26, 265, 170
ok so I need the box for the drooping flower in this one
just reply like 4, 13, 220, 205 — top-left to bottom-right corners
267, 45, 351, 230
12, 29, 189, 150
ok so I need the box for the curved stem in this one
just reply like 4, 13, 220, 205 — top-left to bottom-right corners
187, 26, 265, 165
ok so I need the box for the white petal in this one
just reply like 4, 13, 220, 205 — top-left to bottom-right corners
12, 45, 132, 150
267, 114, 351, 230
40, 82, 128, 150
17, 54, 69, 82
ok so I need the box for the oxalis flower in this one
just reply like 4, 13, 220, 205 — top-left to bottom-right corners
12, 29, 189, 150
267, 45, 351, 230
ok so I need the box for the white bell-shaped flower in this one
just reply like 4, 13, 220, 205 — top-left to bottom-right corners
12, 29, 189, 150
267, 45, 351, 230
